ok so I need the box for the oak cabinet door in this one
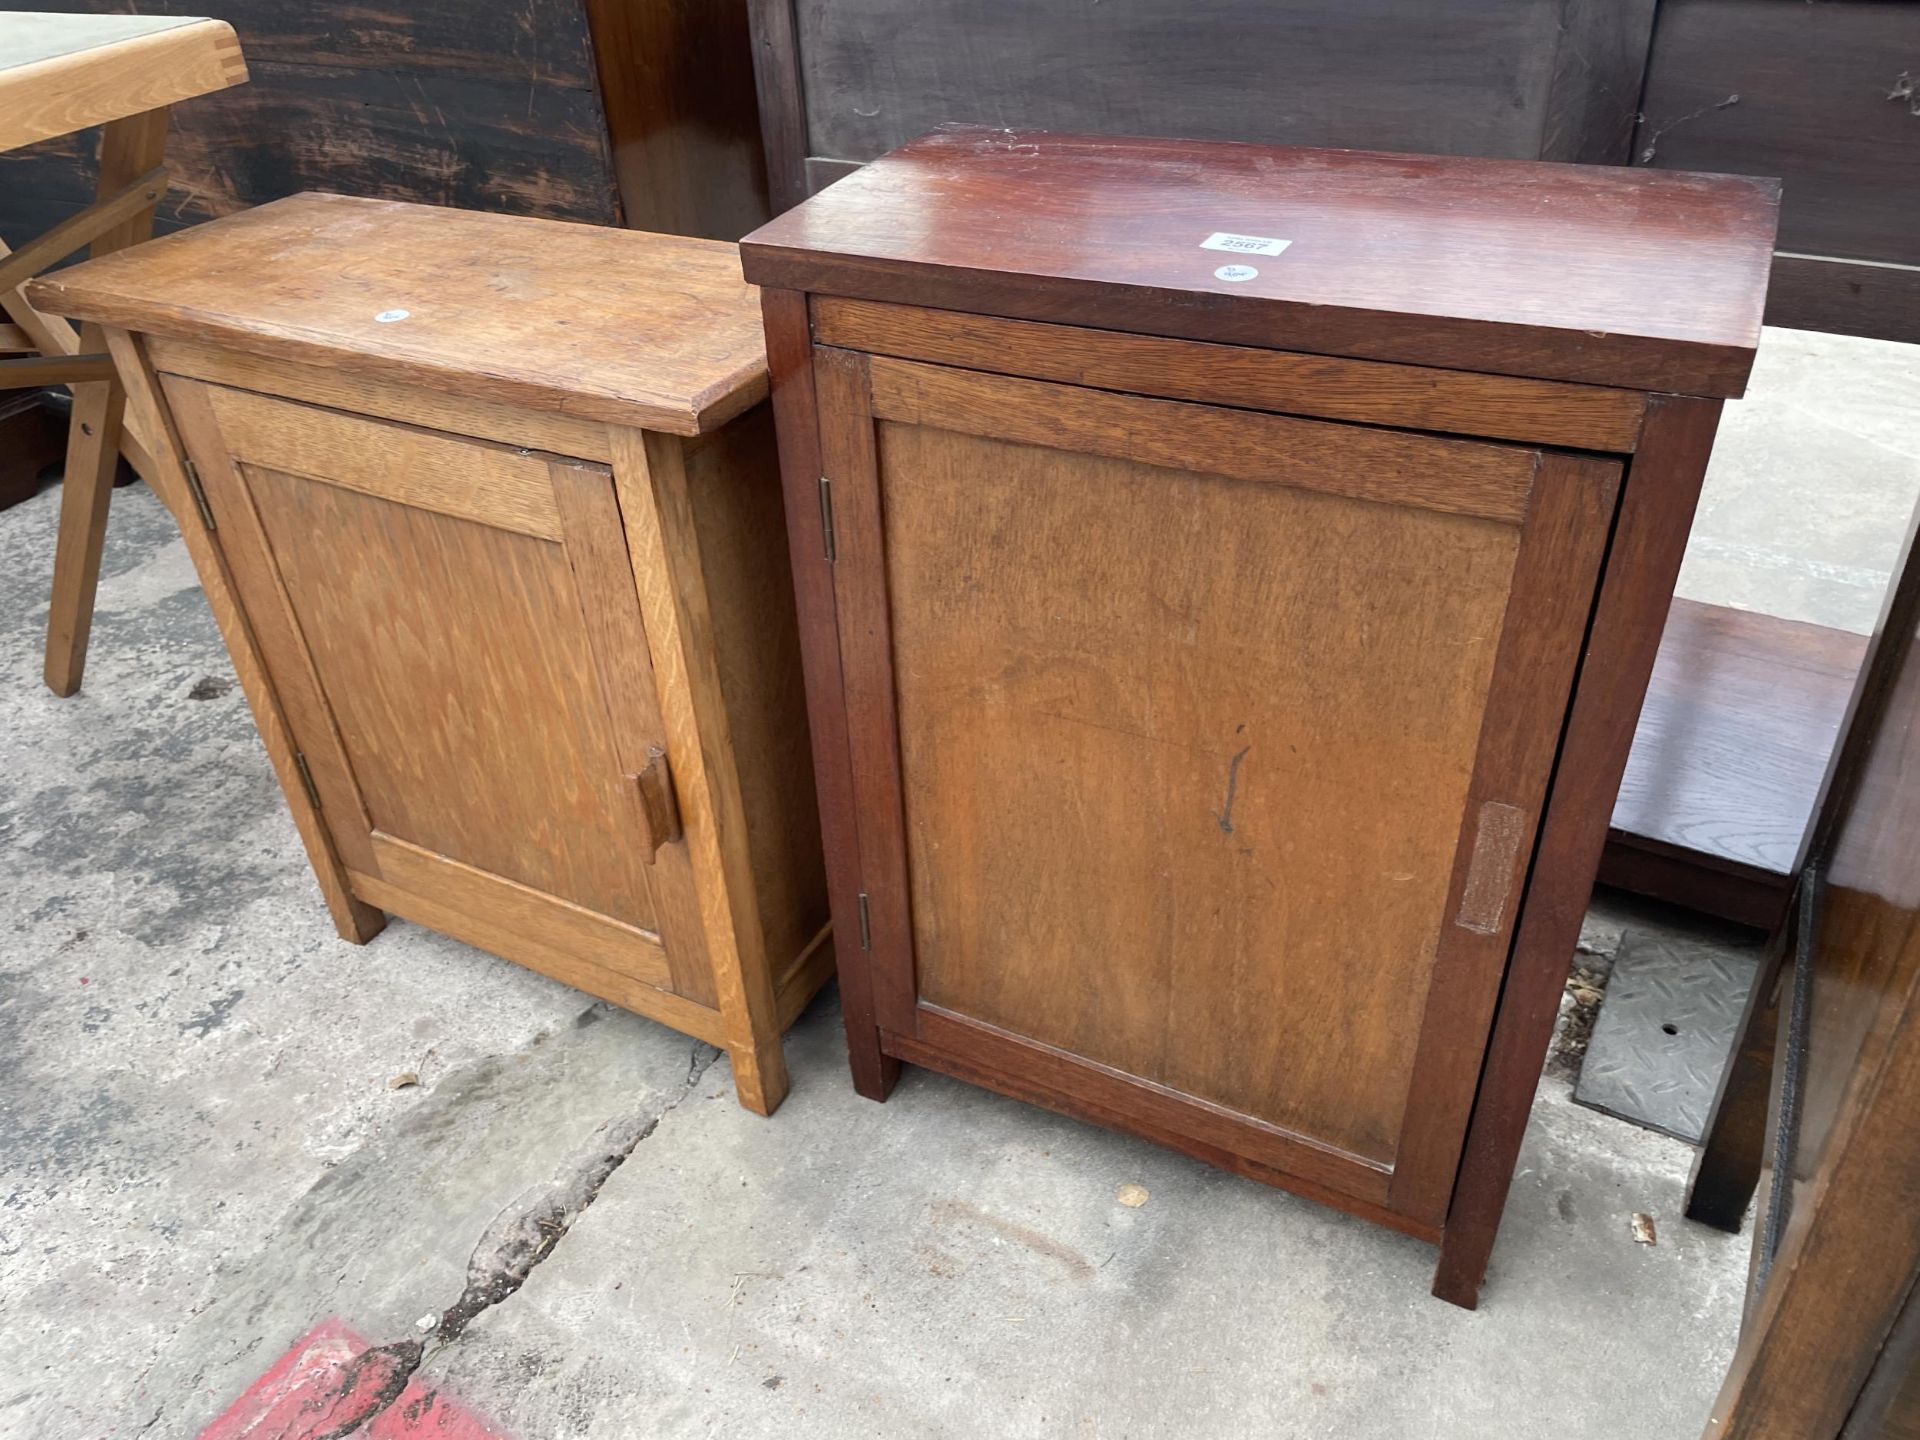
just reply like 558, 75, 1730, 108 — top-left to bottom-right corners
816, 350, 1621, 1224
162, 378, 717, 1009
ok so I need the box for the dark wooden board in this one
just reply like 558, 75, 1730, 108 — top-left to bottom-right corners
585, 0, 769, 240
1602, 598, 1867, 929
2, 0, 601, 80
742, 126, 1780, 397
1634, 0, 1920, 269
0, 392, 64, 510
1765, 255, 1920, 349
760, 0, 1655, 191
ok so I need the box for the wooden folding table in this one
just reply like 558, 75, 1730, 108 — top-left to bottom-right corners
0, 12, 245, 694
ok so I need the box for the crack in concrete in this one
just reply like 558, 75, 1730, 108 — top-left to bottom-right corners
313, 1036, 721, 1436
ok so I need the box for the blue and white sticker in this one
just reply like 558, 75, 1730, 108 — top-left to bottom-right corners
1201, 232, 1291, 257
374, 309, 410, 323
1213, 264, 1260, 283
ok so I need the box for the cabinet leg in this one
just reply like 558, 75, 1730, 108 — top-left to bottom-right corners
729, 1038, 792, 1117
1686, 949, 1781, 1232
846, 1013, 900, 1102
1431, 1231, 1488, 1310
329, 897, 387, 946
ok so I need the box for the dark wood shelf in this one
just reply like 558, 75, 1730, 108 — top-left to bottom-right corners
1602, 597, 1866, 930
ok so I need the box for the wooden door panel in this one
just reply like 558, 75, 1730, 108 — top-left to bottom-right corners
884, 420, 1519, 1166
820, 347, 1618, 1214
167, 379, 715, 1001
243, 461, 661, 932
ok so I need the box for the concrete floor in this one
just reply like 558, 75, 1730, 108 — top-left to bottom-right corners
0, 326, 1912, 1438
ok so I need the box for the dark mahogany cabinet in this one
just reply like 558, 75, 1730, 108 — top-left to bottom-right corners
742, 127, 1779, 1306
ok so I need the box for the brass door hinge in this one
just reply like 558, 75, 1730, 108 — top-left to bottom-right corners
818, 475, 836, 563
181, 458, 217, 531
292, 750, 322, 810
857, 891, 871, 951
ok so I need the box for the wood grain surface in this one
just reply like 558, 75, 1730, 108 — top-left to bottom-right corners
754, 0, 1656, 194
867, 357, 1540, 523
878, 410, 1524, 1167
612, 427, 794, 1115
41, 106, 168, 696
1604, 598, 1867, 917
1433, 394, 1724, 1306
742, 126, 1780, 396
1635, 0, 1919, 270
31, 193, 767, 434
585, 0, 769, 239
243, 460, 667, 936
144, 337, 615, 462
814, 297, 1651, 453
1707, 520, 1920, 1437
0, 14, 245, 151
0, 0, 617, 242
761, 288, 901, 1100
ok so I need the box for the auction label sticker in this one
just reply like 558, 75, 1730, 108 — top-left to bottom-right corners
1200, 232, 1291, 257
1214, 264, 1260, 282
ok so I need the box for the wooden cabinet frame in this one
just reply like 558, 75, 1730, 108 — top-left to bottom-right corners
763, 287, 1726, 1304
100, 326, 833, 1115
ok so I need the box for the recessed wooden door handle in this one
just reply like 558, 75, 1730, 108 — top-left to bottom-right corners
631, 745, 682, 861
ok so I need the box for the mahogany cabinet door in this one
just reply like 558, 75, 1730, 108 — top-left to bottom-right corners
814, 349, 1621, 1226
160, 377, 718, 1010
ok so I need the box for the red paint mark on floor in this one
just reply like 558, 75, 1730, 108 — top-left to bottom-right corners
196, 1318, 509, 1439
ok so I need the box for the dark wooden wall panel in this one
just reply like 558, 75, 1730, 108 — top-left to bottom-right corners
1635, 0, 1920, 267
783, 0, 1651, 169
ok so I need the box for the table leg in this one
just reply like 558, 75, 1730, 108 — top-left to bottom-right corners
43, 105, 169, 697
1686, 946, 1782, 1232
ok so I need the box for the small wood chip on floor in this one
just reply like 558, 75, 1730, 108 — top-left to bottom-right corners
1116, 1183, 1149, 1208
1632, 1212, 1658, 1245
388, 1071, 420, 1090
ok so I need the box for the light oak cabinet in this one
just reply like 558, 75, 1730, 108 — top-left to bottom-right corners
34, 195, 831, 1113
742, 127, 1780, 1302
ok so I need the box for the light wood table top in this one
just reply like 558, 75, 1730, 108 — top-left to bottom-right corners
0, 13, 246, 152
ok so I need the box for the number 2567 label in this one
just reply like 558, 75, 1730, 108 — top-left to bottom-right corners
1200, 232, 1292, 257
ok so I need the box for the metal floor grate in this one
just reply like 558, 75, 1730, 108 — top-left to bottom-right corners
1574, 929, 1760, 1143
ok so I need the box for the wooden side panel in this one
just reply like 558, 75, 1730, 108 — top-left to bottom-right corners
682, 405, 831, 981
874, 411, 1525, 1166
1708, 606, 1920, 1434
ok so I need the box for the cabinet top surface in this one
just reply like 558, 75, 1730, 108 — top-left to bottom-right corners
31, 193, 768, 435
741, 127, 1782, 397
